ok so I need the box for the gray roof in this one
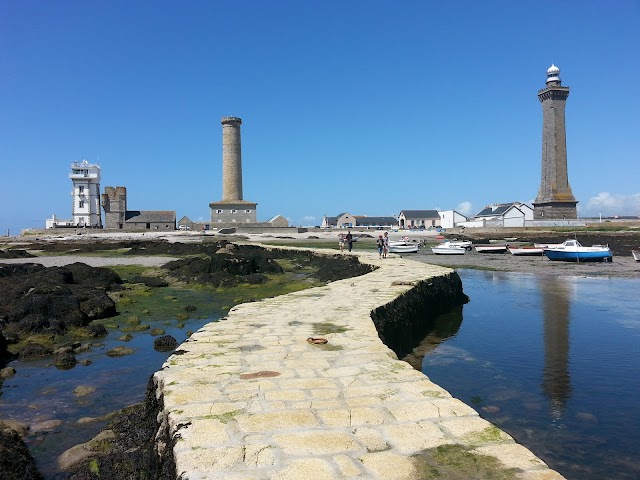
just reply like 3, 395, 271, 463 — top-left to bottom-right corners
356, 216, 397, 225
398, 210, 439, 219
475, 203, 523, 217
125, 210, 176, 223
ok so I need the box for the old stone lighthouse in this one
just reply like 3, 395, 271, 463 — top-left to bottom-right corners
209, 117, 258, 224
533, 64, 578, 219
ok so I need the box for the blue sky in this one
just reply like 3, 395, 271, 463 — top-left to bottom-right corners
1, 1, 638, 233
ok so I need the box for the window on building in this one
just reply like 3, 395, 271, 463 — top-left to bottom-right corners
216, 209, 223, 214
232, 209, 237, 214
245, 209, 251, 213
79, 186, 84, 193
79, 200, 85, 208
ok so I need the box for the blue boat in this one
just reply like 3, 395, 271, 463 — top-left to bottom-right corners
543, 239, 613, 262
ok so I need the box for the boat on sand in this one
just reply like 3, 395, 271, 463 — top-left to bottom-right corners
441, 240, 472, 251
431, 244, 465, 255
543, 239, 612, 262
508, 246, 544, 256
474, 244, 507, 253
632, 250, 640, 261
388, 243, 419, 253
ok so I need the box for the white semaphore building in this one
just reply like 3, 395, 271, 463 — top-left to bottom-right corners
46, 160, 103, 228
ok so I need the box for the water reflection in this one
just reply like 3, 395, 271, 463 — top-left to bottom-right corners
419, 270, 640, 480
540, 277, 572, 419
402, 305, 463, 369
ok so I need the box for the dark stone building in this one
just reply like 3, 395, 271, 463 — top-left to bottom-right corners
101, 186, 175, 230
533, 64, 578, 220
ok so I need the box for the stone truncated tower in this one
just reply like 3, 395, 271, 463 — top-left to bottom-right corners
533, 64, 578, 220
210, 117, 258, 224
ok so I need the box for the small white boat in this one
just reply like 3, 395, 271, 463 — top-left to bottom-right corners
388, 243, 419, 253
431, 244, 465, 255
441, 240, 472, 251
508, 246, 544, 256
631, 250, 640, 261
474, 244, 507, 253
388, 241, 409, 247
543, 239, 612, 262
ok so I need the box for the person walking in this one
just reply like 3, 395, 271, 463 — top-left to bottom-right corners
376, 235, 384, 258
382, 231, 390, 258
338, 232, 345, 252
346, 231, 353, 252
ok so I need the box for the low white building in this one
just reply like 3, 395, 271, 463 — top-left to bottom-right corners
470, 202, 533, 228
439, 210, 468, 229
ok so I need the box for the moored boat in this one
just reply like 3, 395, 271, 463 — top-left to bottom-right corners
474, 244, 507, 253
431, 244, 465, 255
441, 240, 472, 251
543, 239, 612, 262
632, 250, 640, 261
388, 243, 419, 253
508, 246, 544, 256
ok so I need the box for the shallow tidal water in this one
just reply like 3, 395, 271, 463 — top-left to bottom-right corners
2, 266, 639, 479
0, 312, 223, 478
421, 269, 640, 480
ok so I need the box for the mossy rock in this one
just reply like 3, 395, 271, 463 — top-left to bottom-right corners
150, 329, 165, 336
125, 316, 141, 326
176, 313, 189, 321
106, 346, 135, 357
121, 325, 150, 332
118, 334, 133, 342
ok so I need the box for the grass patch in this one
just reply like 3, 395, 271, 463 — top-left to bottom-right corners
203, 409, 244, 424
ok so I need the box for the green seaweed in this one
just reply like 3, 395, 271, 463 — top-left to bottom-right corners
412, 443, 520, 479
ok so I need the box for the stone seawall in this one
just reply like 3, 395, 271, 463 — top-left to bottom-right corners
146, 248, 564, 479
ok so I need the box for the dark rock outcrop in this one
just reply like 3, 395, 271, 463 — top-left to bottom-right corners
0, 248, 35, 259
130, 276, 169, 288
60, 381, 176, 480
0, 263, 120, 344
0, 428, 43, 480
0, 331, 11, 363
153, 335, 177, 351
18, 342, 54, 359
163, 250, 284, 287
54, 352, 78, 370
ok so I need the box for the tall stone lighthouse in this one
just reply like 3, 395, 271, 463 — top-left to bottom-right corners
533, 64, 578, 220
210, 116, 258, 224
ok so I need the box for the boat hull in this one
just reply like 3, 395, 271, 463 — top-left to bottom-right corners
508, 247, 544, 256
388, 245, 419, 253
544, 249, 612, 262
632, 250, 640, 262
474, 245, 507, 253
431, 246, 465, 255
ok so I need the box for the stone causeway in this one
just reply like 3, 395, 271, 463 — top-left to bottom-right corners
152, 248, 564, 479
